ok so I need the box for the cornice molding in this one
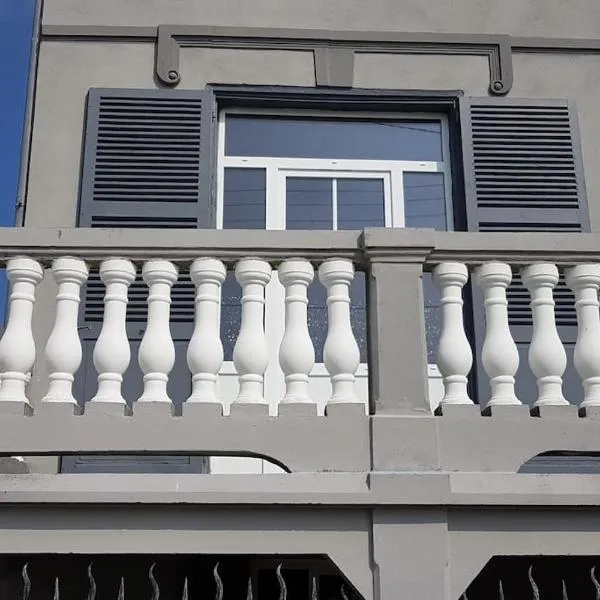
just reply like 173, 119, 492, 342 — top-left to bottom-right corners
40, 24, 600, 96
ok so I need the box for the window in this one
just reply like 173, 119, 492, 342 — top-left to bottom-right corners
218, 112, 452, 231
217, 110, 453, 365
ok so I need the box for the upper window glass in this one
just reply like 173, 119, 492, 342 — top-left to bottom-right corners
225, 115, 443, 162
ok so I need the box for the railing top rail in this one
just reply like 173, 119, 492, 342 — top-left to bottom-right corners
0, 227, 599, 265
362, 228, 600, 265
0, 228, 363, 263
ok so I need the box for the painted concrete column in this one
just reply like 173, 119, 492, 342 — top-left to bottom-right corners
522, 263, 567, 406
233, 258, 271, 405
433, 262, 473, 406
137, 260, 178, 406
41, 257, 89, 406
368, 261, 430, 414
0, 257, 44, 412
186, 257, 226, 404
318, 258, 360, 405
372, 508, 450, 600
474, 262, 521, 407
89, 258, 136, 410
566, 264, 600, 408
278, 258, 315, 405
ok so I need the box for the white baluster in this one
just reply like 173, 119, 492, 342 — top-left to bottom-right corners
232, 258, 271, 404
432, 262, 473, 405
0, 258, 43, 410
566, 264, 600, 407
522, 263, 568, 406
186, 258, 226, 404
41, 257, 89, 406
137, 260, 178, 406
89, 259, 136, 408
318, 258, 360, 404
474, 262, 521, 406
278, 259, 315, 404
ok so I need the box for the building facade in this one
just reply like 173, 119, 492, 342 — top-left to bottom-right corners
1, 0, 600, 597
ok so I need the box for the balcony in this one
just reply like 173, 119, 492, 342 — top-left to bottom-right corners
0, 227, 598, 476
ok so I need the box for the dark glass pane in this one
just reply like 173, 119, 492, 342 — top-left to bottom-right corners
308, 273, 367, 363
307, 280, 328, 363
337, 178, 385, 230
422, 273, 442, 364
403, 173, 447, 363
226, 115, 443, 161
223, 167, 265, 229
403, 172, 447, 231
350, 273, 368, 363
222, 169, 265, 359
220, 271, 242, 362
286, 177, 333, 230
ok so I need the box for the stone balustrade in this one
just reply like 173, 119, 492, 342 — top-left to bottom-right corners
0, 227, 598, 421
0, 254, 362, 417
432, 260, 586, 414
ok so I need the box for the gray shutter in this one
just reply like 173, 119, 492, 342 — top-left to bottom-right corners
65, 88, 216, 473
461, 97, 589, 411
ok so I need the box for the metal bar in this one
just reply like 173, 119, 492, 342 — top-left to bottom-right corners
21, 564, 30, 600
528, 566, 541, 600
592, 566, 600, 600
181, 578, 188, 600
87, 564, 96, 600
214, 563, 223, 600
149, 564, 160, 600
276, 564, 288, 600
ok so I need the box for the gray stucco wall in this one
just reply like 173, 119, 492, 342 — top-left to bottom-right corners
19, 0, 600, 472
26, 0, 600, 229
41, 0, 600, 38
11, 3, 600, 593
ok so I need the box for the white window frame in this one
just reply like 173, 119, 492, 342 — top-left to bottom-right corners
278, 169, 392, 230
216, 107, 454, 232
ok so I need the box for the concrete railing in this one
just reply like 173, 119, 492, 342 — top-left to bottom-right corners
0, 227, 599, 418
0, 228, 597, 470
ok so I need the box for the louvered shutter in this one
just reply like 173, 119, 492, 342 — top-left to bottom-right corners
460, 97, 589, 408
66, 88, 216, 473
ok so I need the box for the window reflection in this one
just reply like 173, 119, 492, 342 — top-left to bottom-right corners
403, 171, 448, 363
337, 178, 385, 229
286, 178, 333, 230
223, 168, 266, 229
404, 171, 447, 231
226, 115, 443, 162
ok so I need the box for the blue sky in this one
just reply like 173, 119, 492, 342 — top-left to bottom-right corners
0, 0, 36, 321
0, 0, 36, 227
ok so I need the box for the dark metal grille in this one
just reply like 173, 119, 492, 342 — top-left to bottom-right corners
18, 562, 355, 600
462, 565, 600, 599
